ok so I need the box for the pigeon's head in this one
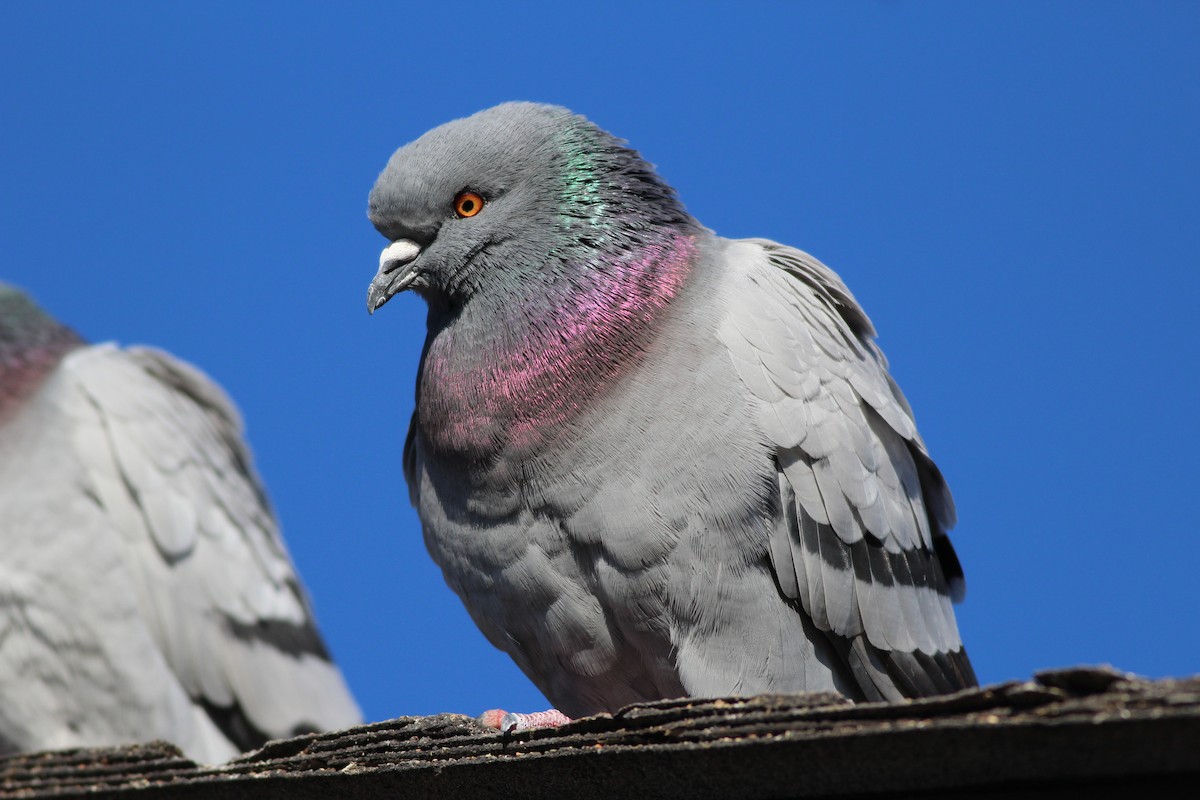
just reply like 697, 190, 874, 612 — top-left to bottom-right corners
366, 102, 697, 314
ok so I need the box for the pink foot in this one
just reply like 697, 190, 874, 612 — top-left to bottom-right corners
477, 708, 572, 732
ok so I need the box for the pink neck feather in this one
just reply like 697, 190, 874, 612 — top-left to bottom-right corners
419, 234, 697, 457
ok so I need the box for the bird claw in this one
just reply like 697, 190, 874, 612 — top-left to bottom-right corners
477, 708, 572, 732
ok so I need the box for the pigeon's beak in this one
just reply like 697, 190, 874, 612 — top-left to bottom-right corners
367, 239, 423, 314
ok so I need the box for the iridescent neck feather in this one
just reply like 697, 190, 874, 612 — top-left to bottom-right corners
0, 288, 83, 418
415, 118, 703, 459
419, 232, 697, 458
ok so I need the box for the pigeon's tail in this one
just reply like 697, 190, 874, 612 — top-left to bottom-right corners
933, 533, 967, 604
840, 636, 978, 703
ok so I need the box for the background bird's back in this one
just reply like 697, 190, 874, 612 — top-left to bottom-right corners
0, 282, 360, 763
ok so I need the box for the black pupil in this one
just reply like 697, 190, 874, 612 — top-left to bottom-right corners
460, 198, 475, 213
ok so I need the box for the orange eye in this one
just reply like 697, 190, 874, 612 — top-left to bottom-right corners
454, 190, 484, 218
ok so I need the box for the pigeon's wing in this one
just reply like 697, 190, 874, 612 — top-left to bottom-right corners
62, 344, 361, 749
402, 412, 420, 506
718, 238, 975, 700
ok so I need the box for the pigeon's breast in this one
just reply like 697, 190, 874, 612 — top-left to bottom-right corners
410, 238, 790, 713
417, 234, 698, 460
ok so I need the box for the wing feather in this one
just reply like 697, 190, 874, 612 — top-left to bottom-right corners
717, 239, 973, 698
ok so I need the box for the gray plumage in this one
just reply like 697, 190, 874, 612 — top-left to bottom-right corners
366, 103, 974, 714
0, 284, 360, 762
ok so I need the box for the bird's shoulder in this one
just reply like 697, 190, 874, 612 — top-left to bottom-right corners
714, 236, 955, 533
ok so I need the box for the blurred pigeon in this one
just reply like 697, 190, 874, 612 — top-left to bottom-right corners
0, 283, 360, 762
366, 103, 975, 723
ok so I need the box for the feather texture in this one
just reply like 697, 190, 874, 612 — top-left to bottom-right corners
719, 239, 972, 690
369, 103, 975, 717
0, 286, 360, 762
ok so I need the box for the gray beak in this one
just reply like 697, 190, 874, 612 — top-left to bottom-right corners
367, 239, 423, 313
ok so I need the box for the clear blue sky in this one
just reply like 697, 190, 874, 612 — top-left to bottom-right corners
3, 2, 1197, 725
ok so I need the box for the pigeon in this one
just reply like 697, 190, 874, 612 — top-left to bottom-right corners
0, 283, 361, 762
366, 103, 975, 724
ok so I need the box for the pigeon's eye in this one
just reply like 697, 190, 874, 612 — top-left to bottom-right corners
453, 191, 485, 218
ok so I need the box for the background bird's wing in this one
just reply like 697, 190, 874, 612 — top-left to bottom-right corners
717, 239, 974, 700
64, 344, 361, 748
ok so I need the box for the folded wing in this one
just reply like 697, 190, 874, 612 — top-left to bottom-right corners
718, 239, 974, 700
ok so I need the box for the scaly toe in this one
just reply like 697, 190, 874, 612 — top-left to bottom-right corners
477, 708, 572, 732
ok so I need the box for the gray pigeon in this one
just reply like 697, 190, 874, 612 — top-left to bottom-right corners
0, 283, 361, 762
366, 103, 975, 720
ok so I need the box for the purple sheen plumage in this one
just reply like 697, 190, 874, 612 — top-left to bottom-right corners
419, 233, 697, 457
0, 287, 83, 419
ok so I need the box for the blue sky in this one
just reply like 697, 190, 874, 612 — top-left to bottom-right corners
3, 2, 1197, 725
